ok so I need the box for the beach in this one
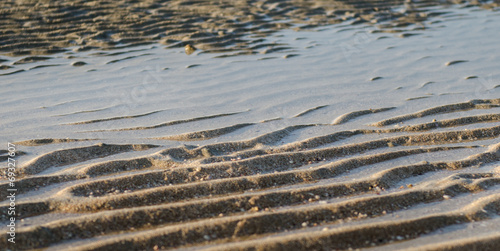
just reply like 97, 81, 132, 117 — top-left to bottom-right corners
1, 0, 500, 250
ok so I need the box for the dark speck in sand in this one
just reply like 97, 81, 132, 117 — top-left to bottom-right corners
72, 61, 87, 67
30, 64, 61, 70
258, 57, 277, 60
445, 60, 468, 66
399, 33, 420, 38
0, 65, 13, 70
283, 54, 299, 59
0, 69, 25, 76
13, 56, 52, 65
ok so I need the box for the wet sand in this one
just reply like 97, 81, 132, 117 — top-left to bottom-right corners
1, 0, 499, 57
1, 1, 500, 250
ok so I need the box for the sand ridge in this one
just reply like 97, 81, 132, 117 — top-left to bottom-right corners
1, 98, 500, 250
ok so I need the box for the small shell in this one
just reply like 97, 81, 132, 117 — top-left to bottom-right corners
184, 44, 197, 55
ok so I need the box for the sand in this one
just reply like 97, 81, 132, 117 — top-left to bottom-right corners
0, 0, 483, 57
1, 0, 500, 250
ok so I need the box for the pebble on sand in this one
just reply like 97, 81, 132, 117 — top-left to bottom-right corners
185, 44, 197, 55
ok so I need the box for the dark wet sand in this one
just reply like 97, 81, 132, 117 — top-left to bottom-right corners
1, 0, 499, 58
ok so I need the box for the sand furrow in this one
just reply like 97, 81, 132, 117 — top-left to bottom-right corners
158, 126, 500, 185
39, 146, 482, 212
405, 232, 500, 251
0, 174, 77, 204
87, 111, 246, 131
19, 182, 500, 250
371, 99, 500, 127
200, 194, 500, 251
64, 110, 166, 125
292, 105, 329, 118
13, 138, 95, 146
332, 107, 396, 125
3, 105, 500, 249
155, 123, 255, 141
0, 145, 467, 223
18, 144, 158, 175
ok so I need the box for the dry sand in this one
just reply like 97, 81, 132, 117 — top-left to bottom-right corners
1, 0, 500, 250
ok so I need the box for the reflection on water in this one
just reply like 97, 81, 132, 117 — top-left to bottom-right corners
0, 0, 499, 58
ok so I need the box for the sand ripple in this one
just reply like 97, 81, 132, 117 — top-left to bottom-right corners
1, 0, 498, 59
1, 99, 499, 250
